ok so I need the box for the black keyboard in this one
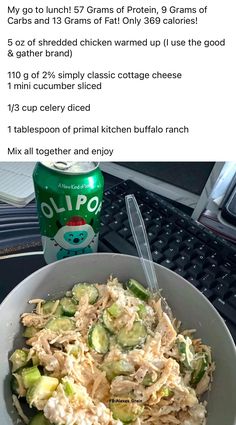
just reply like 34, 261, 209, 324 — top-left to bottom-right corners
99, 180, 236, 341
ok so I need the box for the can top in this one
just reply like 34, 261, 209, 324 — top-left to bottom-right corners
41, 162, 99, 175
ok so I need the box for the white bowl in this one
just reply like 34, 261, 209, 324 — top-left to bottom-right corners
1, 253, 236, 424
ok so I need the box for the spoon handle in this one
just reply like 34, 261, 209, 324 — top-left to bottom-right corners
125, 194, 159, 294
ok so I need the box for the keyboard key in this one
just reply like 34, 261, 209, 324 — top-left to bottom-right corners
199, 273, 216, 289
183, 236, 199, 248
118, 227, 131, 239
175, 255, 191, 269
191, 254, 205, 266
228, 295, 236, 309
103, 232, 137, 256
98, 240, 113, 253
148, 224, 162, 234
198, 232, 210, 243
181, 245, 193, 255
176, 217, 189, 228
221, 260, 236, 273
213, 298, 236, 326
187, 224, 200, 235
160, 259, 175, 270
114, 211, 127, 222
208, 239, 224, 250
153, 237, 168, 252
151, 250, 163, 263
147, 231, 158, 244
187, 276, 200, 288
143, 216, 152, 225
143, 210, 155, 219
106, 205, 119, 215
116, 198, 125, 208
195, 244, 208, 256
200, 288, 215, 300
213, 284, 229, 299
153, 216, 164, 224
216, 274, 236, 287
163, 247, 179, 261
169, 238, 183, 249
204, 263, 218, 275
174, 267, 187, 278
109, 220, 122, 231
174, 229, 188, 239
187, 263, 203, 279
227, 251, 236, 264
101, 213, 112, 225
100, 223, 109, 236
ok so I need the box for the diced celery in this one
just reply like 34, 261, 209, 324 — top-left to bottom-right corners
21, 366, 41, 389
26, 376, 59, 408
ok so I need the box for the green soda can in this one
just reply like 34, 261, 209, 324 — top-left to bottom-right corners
33, 162, 104, 264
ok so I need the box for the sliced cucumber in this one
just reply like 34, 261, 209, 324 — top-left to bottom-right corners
88, 323, 109, 354
107, 303, 123, 318
102, 310, 116, 334
26, 376, 59, 407
102, 360, 134, 381
110, 397, 143, 423
142, 371, 159, 387
72, 283, 99, 304
10, 374, 25, 397
23, 326, 38, 338
191, 354, 208, 387
60, 297, 77, 316
10, 349, 28, 372
42, 300, 58, 315
117, 322, 147, 349
54, 304, 64, 317
29, 412, 52, 425
21, 366, 41, 389
127, 279, 150, 301
45, 317, 75, 332
178, 337, 195, 370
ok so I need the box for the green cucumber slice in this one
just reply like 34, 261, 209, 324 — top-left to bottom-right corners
21, 366, 41, 389
88, 323, 109, 354
10, 375, 25, 396
72, 283, 99, 304
110, 397, 143, 423
29, 412, 51, 425
23, 326, 38, 338
26, 376, 59, 407
178, 337, 195, 370
117, 322, 147, 349
191, 354, 209, 387
102, 360, 134, 381
10, 349, 28, 372
42, 300, 58, 315
102, 310, 116, 334
127, 279, 150, 301
107, 303, 123, 318
45, 317, 75, 332
60, 297, 77, 316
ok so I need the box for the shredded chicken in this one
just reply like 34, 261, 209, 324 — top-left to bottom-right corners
10, 277, 213, 425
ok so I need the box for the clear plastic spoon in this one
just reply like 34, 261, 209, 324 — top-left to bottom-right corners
125, 194, 173, 319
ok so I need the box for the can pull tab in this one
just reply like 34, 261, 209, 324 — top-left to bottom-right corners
53, 161, 74, 170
